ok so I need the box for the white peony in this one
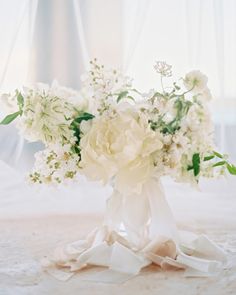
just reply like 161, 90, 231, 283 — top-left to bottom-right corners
115, 155, 155, 195
79, 109, 163, 194
184, 70, 208, 93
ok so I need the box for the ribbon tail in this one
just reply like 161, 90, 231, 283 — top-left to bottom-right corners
147, 179, 179, 243
103, 189, 123, 232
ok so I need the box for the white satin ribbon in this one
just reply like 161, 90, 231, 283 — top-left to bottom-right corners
43, 178, 227, 283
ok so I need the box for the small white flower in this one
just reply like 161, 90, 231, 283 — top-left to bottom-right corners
154, 61, 172, 77
184, 70, 208, 93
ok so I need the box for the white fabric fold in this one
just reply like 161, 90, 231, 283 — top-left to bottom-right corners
109, 242, 150, 274
176, 252, 222, 274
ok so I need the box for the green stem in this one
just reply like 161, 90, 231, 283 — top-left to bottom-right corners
160, 76, 165, 93
181, 85, 195, 96
131, 88, 142, 95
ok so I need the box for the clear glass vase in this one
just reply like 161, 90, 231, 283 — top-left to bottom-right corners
103, 177, 179, 249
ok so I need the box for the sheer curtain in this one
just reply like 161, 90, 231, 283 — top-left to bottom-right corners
0, 0, 38, 92
0, 0, 90, 171
0, 0, 38, 168
122, 0, 151, 72
31, 0, 88, 89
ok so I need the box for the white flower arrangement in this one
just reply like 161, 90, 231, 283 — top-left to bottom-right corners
1, 60, 235, 193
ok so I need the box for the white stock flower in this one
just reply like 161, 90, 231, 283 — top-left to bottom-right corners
79, 109, 163, 194
184, 70, 208, 93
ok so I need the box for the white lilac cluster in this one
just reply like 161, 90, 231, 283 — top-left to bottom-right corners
1, 60, 235, 190
29, 144, 80, 184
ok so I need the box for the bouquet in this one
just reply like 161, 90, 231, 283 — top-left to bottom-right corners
1, 59, 235, 194
2, 60, 235, 281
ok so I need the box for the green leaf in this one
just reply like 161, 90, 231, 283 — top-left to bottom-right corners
0, 111, 21, 125
16, 91, 24, 112
226, 164, 236, 175
117, 91, 128, 103
71, 145, 81, 155
192, 153, 200, 176
73, 112, 94, 124
212, 161, 226, 167
70, 112, 95, 155
213, 151, 223, 159
204, 155, 215, 161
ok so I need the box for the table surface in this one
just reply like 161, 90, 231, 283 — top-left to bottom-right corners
0, 161, 236, 295
0, 214, 236, 295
